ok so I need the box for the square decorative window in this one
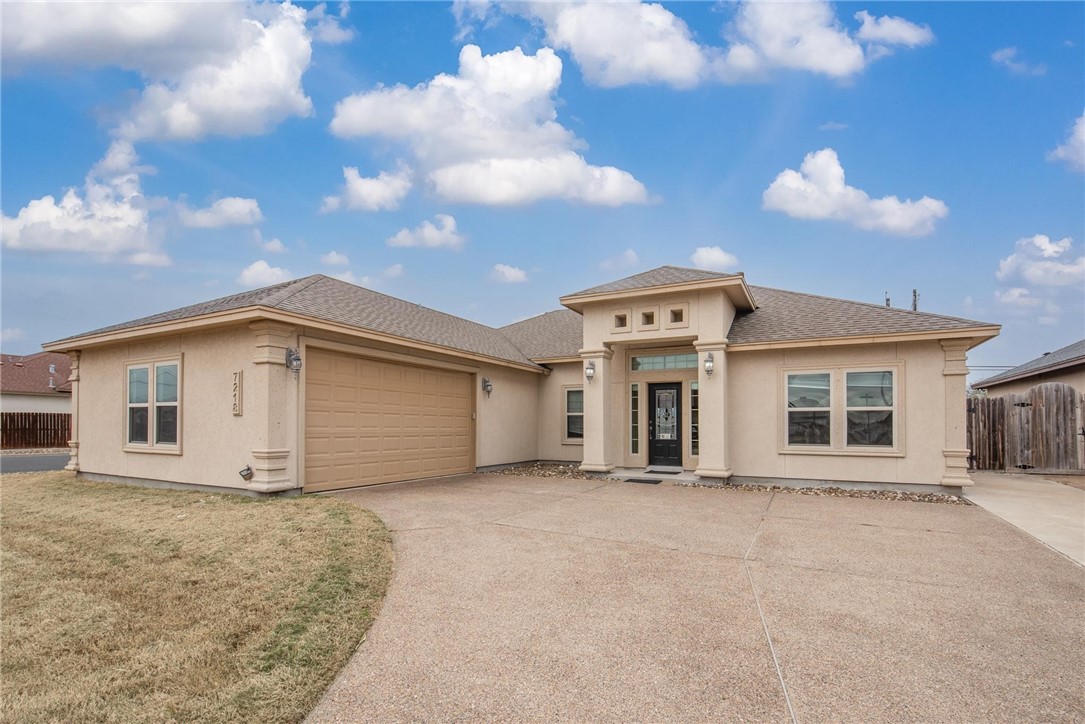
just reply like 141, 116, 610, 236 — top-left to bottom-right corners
614, 314, 628, 328
665, 303, 690, 329
126, 359, 182, 451
641, 311, 655, 326
611, 309, 632, 333
787, 372, 831, 446
846, 371, 894, 447
670, 309, 683, 324
565, 387, 584, 442
635, 306, 660, 331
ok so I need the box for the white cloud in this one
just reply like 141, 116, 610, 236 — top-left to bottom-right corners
320, 250, 350, 266
1, 141, 169, 266
118, 3, 314, 141
1047, 112, 1085, 172
387, 214, 466, 250
997, 235, 1083, 287
330, 44, 649, 207
308, 2, 354, 45
600, 249, 639, 271
819, 121, 848, 131
332, 270, 360, 285
491, 263, 528, 283
321, 163, 412, 212
991, 47, 1047, 76
382, 263, 404, 279
237, 260, 291, 288
854, 10, 934, 55
264, 238, 286, 253
690, 246, 739, 272
995, 287, 1040, 307
527, 1, 708, 89
1, 328, 27, 344
177, 197, 263, 228
762, 148, 948, 236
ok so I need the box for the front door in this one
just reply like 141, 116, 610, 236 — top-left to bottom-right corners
648, 383, 682, 467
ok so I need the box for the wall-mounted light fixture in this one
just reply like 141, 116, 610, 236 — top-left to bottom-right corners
704, 352, 715, 377
238, 465, 254, 481
481, 377, 493, 397
285, 348, 302, 378
585, 360, 596, 383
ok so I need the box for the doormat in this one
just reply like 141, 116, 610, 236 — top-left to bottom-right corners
625, 478, 662, 484
645, 469, 681, 475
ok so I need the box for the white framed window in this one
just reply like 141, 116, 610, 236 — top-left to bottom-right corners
783, 366, 900, 454
126, 358, 182, 452
564, 387, 584, 443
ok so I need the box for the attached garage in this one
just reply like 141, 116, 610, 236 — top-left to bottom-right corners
304, 348, 475, 492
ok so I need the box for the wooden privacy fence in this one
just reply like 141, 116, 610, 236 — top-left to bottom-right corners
968, 382, 1084, 471
1, 412, 71, 450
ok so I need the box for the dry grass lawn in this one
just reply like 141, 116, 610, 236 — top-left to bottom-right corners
1, 471, 392, 723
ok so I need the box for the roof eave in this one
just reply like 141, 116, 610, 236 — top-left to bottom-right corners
727, 325, 1001, 352
43, 305, 546, 374
559, 275, 756, 313
973, 355, 1085, 388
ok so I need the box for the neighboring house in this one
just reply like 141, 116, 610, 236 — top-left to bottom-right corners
43, 266, 999, 495
0, 352, 72, 413
972, 339, 1085, 397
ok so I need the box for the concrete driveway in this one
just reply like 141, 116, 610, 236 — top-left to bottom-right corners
309, 474, 1084, 723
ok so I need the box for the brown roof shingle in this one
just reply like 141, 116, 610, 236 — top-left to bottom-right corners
973, 338, 1085, 388
50, 275, 539, 367
566, 265, 737, 297
0, 352, 72, 395
728, 286, 994, 345
500, 310, 583, 360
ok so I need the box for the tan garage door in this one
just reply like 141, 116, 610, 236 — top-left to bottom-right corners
304, 348, 474, 492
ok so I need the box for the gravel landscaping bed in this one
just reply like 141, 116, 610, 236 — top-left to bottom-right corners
486, 462, 603, 480
676, 480, 972, 505
2, 448, 70, 455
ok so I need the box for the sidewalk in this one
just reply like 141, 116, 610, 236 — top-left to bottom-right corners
965, 471, 1085, 565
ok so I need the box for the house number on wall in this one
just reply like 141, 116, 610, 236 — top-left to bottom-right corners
232, 371, 243, 416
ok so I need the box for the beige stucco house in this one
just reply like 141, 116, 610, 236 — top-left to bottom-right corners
43, 266, 999, 495
973, 339, 1085, 397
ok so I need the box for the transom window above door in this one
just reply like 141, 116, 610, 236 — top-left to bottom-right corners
631, 353, 697, 371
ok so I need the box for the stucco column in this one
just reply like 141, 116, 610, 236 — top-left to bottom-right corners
694, 339, 732, 480
579, 347, 615, 473
941, 339, 973, 488
247, 321, 296, 493
64, 351, 81, 472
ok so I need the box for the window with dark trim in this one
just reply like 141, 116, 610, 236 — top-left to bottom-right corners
630, 384, 640, 454
690, 382, 699, 456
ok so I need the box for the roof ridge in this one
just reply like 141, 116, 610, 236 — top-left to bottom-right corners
499, 308, 575, 330
262, 274, 327, 308
747, 284, 991, 326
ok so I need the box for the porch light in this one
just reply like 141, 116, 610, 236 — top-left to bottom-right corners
704, 352, 715, 377
286, 348, 303, 378
481, 377, 493, 397
585, 360, 595, 383
238, 465, 254, 481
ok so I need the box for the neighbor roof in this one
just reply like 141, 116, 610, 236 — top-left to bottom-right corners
0, 352, 71, 395
48, 275, 540, 368
566, 265, 739, 296
500, 310, 583, 360
727, 286, 995, 346
973, 338, 1085, 388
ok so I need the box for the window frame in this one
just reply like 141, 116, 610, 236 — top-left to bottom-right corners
630, 383, 640, 455
124, 356, 183, 455
785, 370, 833, 449
563, 385, 585, 445
780, 363, 903, 457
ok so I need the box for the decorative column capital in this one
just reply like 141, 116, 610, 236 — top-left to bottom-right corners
249, 320, 296, 365
694, 338, 729, 352
579, 347, 614, 361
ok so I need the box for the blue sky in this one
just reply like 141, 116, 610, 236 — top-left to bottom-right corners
2, 1, 1082, 381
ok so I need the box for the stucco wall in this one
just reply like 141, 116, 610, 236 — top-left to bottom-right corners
474, 362, 540, 467
0, 393, 71, 413
979, 365, 1085, 398
537, 362, 584, 462
727, 341, 949, 485
76, 325, 298, 491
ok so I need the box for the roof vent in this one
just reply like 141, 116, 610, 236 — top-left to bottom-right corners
49, 364, 56, 374
49, 377, 56, 390
1042, 352, 1051, 356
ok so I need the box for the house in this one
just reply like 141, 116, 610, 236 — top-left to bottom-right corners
972, 339, 1085, 397
0, 352, 72, 413
42, 266, 999, 495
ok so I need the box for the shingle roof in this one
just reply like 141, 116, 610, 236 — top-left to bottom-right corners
727, 286, 993, 345
0, 352, 72, 395
500, 310, 583, 360
973, 338, 1085, 388
49, 275, 539, 367
566, 265, 738, 297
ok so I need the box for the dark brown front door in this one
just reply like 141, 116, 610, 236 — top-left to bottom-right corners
648, 383, 681, 467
